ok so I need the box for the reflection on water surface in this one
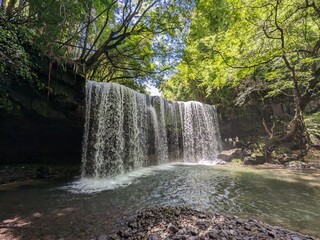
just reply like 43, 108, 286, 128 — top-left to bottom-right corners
0, 164, 319, 239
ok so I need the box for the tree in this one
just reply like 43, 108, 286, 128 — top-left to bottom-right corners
162, 0, 320, 151
0, 0, 193, 86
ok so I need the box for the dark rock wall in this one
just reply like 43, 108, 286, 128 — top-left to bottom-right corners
218, 105, 268, 140
0, 117, 83, 164
0, 58, 85, 164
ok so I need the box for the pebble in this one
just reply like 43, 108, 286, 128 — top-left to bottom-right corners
148, 235, 158, 240
108, 207, 317, 240
291, 236, 303, 240
268, 230, 276, 238
174, 209, 181, 216
97, 235, 108, 240
168, 222, 179, 233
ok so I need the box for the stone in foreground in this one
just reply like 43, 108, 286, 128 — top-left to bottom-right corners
109, 207, 317, 240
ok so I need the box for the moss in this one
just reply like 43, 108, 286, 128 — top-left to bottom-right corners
252, 150, 264, 157
305, 112, 320, 145
231, 158, 243, 165
288, 160, 306, 165
274, 147, 292, 154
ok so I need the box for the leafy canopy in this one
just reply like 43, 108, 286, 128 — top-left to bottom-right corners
1, 0, 193, 90
162, 0, 320, 109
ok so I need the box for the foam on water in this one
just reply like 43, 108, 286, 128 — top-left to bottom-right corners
63, 164, 176, 194
63, 159, 227, 194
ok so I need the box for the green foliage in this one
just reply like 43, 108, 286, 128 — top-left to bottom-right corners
231, 158, 243, 165
162, 0, 320, 110
0, 13, 36, 109
305, 112, 320, 144
1, 0, 194, 92
0, 19, 34, 83
1, 0, 319, 105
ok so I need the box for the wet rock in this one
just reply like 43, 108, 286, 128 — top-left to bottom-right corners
244, 224, 251, 231
217, 148, 244, 162
123, 231, 131, 239
190, 228, 198, 236
243, 154, 266, 165
196, 221, 207, 229
186, 237, 197, 240
148, 235, 158, 240
172, 235, 186, 240
235, 218, 244, 225
110, 234, 120, 240
291, 236, 302, 240
128, 221, 138, 229
168, 223, 179, 233
267, 230, 276, 238
97, 235, 108, 240
174, 209, 181, 216
207, 231, 219, 239
198, 233, 206, 240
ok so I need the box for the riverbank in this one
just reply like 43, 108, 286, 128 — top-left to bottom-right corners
108, 207, 318, 240
1, 160, 320, 185
0, 164, 80, 184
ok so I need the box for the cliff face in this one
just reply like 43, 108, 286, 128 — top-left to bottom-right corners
0, 57, 85, 164
0, 52, 276, 165
218, 105, 266, 139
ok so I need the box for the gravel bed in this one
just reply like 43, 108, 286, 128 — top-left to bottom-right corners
107, 207, 318, 240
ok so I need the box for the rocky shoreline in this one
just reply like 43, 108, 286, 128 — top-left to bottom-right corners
1, 161, 319, 185
108, 207, 318, 240
0, 164, 80, 184
218, 148, 320, 168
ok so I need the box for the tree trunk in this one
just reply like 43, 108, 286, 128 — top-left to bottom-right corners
6, 0, 17, 17
267, 89, 308, 155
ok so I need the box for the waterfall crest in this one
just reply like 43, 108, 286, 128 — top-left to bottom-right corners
81, 81, 222, 178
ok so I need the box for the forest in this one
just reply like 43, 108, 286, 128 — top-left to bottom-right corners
0, 1, 320, 239
1, 0, 320, 158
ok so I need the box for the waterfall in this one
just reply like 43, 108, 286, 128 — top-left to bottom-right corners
81, 81, 222, 178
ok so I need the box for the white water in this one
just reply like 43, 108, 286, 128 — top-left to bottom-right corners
81, 81, 222, 179
64, 164, 176, 194
64, 161, 224, 194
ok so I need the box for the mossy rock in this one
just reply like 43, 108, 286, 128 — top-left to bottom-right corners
287, 160, 305, 165
31, 99, 66, 119
274, 147, 292, 155
231, 158, 243, 165
252, 150, 264, 157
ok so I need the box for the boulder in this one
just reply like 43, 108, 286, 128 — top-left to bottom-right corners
243, 155, 266, 165
217, 149, 244, 162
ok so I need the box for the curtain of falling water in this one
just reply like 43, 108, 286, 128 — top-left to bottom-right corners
81, 81, 222, 178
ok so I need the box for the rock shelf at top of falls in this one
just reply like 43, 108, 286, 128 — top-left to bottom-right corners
81, 81, 222, 178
